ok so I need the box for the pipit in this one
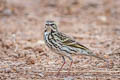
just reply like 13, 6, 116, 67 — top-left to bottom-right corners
44, 20, 107, 75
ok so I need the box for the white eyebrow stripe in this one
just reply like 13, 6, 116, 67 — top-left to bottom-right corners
46, 21, 55, 25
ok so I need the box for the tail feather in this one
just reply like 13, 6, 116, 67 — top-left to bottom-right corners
90, 53, 106, 62
87, 51, 107, 62
87, 50, 110, 68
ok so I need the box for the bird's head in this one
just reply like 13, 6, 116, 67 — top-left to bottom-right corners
45, 20, 58, 32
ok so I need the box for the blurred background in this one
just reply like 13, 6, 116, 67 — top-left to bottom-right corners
0, 0, 120, 80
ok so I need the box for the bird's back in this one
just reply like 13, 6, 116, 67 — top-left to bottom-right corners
45, 31, 91, 55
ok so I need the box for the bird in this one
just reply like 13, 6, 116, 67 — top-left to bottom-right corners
44, 20, 107, 75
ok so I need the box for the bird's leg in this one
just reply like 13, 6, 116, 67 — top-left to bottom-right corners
67, 57, 73, 75
57, 56, 65, 76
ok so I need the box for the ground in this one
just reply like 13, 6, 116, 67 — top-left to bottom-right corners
0, 0, 120, 80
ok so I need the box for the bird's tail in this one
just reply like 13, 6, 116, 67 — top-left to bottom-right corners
87, 50, 107, 62
86, 50, 110, 68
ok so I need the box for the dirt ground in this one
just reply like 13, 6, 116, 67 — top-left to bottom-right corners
0, 0, 120, 80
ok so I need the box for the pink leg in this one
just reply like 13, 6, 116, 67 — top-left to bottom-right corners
67, 60, 73, 75
67, 56, 73, 75
57, 56, 65, 76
